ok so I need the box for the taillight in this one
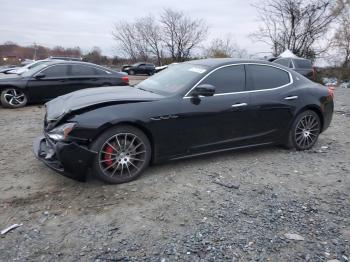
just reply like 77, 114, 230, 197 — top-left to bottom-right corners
328, 86, 334, 98
121, 76, 129, 84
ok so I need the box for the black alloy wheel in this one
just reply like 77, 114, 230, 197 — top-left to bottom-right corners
288, 110, 321, 150
1, 88, 28, 108
91, 125, 151, 184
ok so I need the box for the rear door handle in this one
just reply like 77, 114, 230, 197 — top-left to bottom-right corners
284, 96, 298, 100
231, 103, 248, 108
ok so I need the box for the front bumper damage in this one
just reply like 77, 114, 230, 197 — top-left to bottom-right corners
33, 136, 96, 181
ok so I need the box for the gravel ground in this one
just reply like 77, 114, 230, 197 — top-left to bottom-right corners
0, 82, 349, 261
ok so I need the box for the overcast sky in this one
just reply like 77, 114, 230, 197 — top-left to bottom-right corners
0, 0, 270, 57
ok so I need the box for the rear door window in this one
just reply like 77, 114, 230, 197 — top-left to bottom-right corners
71, 65, 96, 76
200, 65, 245, 94
41, 65, 69, 78
246, 65, 290, 91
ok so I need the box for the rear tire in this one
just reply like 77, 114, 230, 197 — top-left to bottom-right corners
91, 125, 151, 184
285, 110, 321, 150
1, 88, 27, 108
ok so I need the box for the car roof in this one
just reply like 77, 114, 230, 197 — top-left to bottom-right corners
40, 60, 113, 70
184, 58, 278, 68
275, 57, 310, 62
42, 60, 95, 66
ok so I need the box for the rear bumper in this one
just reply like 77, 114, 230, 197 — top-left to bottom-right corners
33, 136, 96, 181
322, 97, 334, 132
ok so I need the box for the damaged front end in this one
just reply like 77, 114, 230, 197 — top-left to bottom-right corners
33, 86, 163, 181
33, 108, 96, 181
33, 134, 96, 181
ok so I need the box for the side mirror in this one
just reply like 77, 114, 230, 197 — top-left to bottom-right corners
191, 84, 215, 97
34, 73, 45, 79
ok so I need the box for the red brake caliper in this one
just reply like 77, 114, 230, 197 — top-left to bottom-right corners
104, 145, 114, 166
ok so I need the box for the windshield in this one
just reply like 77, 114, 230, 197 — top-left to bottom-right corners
135, 63, 209, 96
13, 60, 49, 74
27, 60, 49, 69
294, 59, 312, 69
20, 63, 52, 77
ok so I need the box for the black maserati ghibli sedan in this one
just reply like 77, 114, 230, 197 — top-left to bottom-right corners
33, 59, 334, 184
0, 61, 129, 108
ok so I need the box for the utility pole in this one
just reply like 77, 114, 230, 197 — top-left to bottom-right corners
33, 42, 38, 61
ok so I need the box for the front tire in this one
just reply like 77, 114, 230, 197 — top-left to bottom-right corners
1, 88, 28, 108
286, 110, 321, 150
91, 125, 151, 184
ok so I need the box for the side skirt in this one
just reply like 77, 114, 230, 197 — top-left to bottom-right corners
169, 142, 274, 161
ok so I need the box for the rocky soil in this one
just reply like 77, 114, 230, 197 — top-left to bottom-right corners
0, 85, 349, 261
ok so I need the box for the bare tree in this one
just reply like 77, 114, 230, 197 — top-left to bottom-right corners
113, 9, 207, 63
252, 0, 342, 59
135, 16, 163, 65
205, 37, 248, 58
112, 21, 139, 61
332, 2, 350, 68
160, 8, 208, 61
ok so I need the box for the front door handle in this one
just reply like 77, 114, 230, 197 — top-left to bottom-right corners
231, 103, 248, 108
284, 96, 298, 100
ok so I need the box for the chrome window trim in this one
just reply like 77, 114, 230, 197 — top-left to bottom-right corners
183, 62, 294, 99
34, 63, 107, 77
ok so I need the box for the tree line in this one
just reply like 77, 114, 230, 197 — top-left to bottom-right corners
112, 9, 250, 65
113, 1, 350, 72
0, 42, 127, 66
1, 0, 349, 74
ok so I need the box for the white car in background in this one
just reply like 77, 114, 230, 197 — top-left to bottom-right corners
340, 81, 350, 88
6, 59, 56, 74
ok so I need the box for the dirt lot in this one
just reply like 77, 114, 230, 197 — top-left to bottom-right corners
0, 81, 349, 261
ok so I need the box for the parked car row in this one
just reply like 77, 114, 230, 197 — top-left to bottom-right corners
0, 65, 19, 74
32, 58, 334, 185
1, 57, 81, 74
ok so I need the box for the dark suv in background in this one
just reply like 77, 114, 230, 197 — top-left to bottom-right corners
122, 62, 156, 75
274, 57, 316, 81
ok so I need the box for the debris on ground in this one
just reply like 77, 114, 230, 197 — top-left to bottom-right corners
284, 233, 305, 241
1, 224, 22, 235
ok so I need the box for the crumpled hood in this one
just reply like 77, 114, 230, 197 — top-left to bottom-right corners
46, 86, 164, 121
